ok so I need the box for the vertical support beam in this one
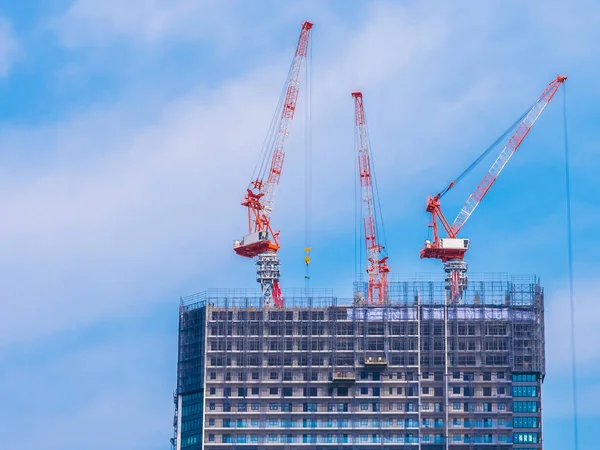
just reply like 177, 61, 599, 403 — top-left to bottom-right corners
444, 301, 449, 450
417, 295, 422, 450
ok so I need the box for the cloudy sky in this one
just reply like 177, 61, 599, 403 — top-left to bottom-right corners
0, 1, 598, 449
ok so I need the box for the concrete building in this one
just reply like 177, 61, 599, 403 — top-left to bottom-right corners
171, 274, 545, 450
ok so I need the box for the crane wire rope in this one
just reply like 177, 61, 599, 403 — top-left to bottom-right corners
250, 56, 296, 187
304, 36, 312, 289
563, 81, 578, 450
366, 114, 388, 257
354, 100, 363, 284
438, 103, 534, 199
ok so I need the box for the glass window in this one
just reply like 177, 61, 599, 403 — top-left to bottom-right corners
513, 432, 539, 444
512, 386, 537, 397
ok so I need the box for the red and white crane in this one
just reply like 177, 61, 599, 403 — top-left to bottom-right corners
233, 21, 313, 308
353, 92, 390, 305
420, 75, 567, 302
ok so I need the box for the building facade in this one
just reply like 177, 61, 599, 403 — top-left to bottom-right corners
172, 274, 545, 450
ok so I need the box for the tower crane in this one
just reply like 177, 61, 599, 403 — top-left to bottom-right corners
420, 75, 567, 302
233, 21, 313, 308
353, 92, 390, 305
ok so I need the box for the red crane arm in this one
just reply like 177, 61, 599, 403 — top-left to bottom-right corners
353, 92, 390, 305
450, 75, 567, 235
255, 21, 312, 216
235, 21, 312, 258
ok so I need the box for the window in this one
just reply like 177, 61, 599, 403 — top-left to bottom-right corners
453, 387, 461, 395
513, 401, 537, 413
512, 386, 537, 397
208, 434, 215, 442
209, 403, 215, 411
513, 432, 539, 444
209, 387, 216, 395
497, 371, 505, 379
269, 387, 279, 395
251, 419, 259, 427
210, 372, 216, 380
483, 387, 492, 396
452, 371, 460, 379
422, 387, 429, 395
251, 403, 259, 410
252, 371, 259, 380
238, 387, 247, 396
360, 387, 368, 395
422, 403, 430, 410
251, 387, 259, 395
269, 403, 278, 411
283, 387, 293, 397
498, 387, 505, 395
483, 372, 491, 381
373, 387, 380, 396
208, 418, 215, 426
360, 372, 368, 380
270, 372, 278, 380
361, 403, 368, 411
238, 403, 247, 411
453, 403, 461, 410
283, 371, 292, 381
512, 373, 538, 382
514, 417, 539, 428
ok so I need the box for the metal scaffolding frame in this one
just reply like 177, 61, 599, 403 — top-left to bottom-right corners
173, 273, 545, 450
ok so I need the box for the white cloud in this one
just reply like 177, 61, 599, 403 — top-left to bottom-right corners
56, 0, 237, 47
0, 16, 18, 76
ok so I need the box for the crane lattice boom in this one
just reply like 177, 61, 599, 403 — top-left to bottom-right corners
451, 75, 567, 235
353, 92, 389, 305
233, 21, 313, 308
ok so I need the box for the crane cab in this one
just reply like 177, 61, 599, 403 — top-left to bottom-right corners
233, 231, 279, 258
439, 238, 470, 250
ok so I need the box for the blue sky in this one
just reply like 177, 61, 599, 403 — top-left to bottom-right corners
0, 1, 598, 448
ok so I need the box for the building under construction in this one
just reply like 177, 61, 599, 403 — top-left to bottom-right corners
171, 273, 545, 450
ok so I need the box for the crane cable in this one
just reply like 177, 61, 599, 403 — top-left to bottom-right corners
438, 103, 534, 199
563, 81, 579, 450
303, 35, 312, 289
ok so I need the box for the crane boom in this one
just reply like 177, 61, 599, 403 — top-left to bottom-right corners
420, 75, 567, 302
451, 75, 567, 234
233, 21, 313, 308
353, 92, 389, 305
261, 21, 313, 214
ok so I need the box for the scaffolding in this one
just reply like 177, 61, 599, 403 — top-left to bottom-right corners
173, 273, 545, 450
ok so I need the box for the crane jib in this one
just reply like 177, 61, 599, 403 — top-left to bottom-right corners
450, 76, 566, 234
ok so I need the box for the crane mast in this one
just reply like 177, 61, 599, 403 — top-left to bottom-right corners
421, 75, 567, 302
353, 92, 390, 305
233, 21, 313, 308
